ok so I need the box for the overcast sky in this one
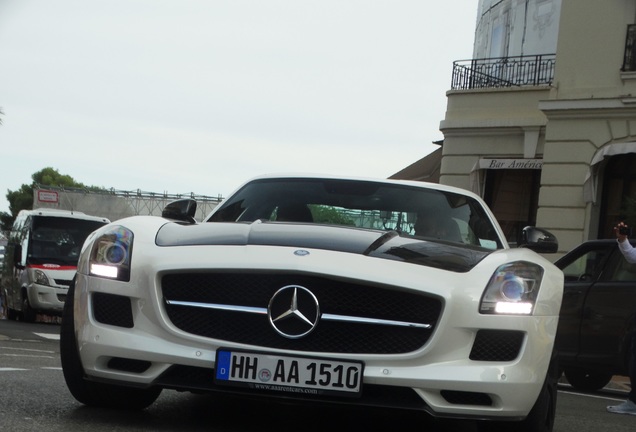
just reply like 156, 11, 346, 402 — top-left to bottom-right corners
0, 0, 477, 215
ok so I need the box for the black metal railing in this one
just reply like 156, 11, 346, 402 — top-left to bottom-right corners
622, 24, 636, 71
451, 54, 556, 90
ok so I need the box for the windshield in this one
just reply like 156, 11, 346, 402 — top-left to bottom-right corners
27, 216, 108, 265
207, 178, 503, 250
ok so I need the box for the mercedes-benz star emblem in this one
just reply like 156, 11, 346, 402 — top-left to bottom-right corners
268, 285, 320, 339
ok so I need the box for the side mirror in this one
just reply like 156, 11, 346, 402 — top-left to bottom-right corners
519, 226, 558, 253
162, 199, 197, 224
13, 244, 25, 269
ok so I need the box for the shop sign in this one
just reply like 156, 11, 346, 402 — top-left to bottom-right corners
479, 158, 543, 169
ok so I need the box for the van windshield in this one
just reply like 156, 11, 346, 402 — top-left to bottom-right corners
28, 217, 107, 266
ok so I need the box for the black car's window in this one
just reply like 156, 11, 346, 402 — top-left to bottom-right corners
560, 248, 609, 282
612, 258, 636, 281
207, 178, 504, 250
604, 249, 636, 281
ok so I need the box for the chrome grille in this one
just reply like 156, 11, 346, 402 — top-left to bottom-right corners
161, 272, 441, 354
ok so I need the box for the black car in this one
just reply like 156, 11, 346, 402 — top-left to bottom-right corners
555, 239, 636, 391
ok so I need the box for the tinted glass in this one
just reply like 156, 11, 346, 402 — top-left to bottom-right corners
208, 178, 503, 249
27, 216, 107, 265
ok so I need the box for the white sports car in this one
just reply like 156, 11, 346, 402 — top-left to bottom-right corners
61, 174, 563, 431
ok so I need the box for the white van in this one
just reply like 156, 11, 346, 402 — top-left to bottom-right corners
1, 209, 109, 321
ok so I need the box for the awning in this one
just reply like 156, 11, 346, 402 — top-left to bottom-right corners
584, 142, 636, 203
389, 147, 441, 183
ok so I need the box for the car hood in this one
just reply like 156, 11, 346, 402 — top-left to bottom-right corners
155, 221, 492, 273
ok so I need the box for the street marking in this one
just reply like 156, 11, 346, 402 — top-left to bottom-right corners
559, 389, 626, 402
34, 333, 60, 340
0, 353, 55, 358
0, 346, 54, 354
0, 367, 63, 371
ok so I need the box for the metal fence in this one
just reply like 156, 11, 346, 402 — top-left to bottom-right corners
623, 24, 636, 71
33, 185, 224, 222
451, 54, 556, 90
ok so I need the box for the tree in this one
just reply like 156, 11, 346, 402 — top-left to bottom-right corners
310, 205, 356, 226
0, 167, 95, 232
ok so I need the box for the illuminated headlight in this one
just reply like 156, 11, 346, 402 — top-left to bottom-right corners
89, 226, 133, 281
33, 269, 50, 286
479, 261, 544, 315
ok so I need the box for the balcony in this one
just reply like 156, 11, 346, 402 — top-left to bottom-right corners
451, 54, 556, 90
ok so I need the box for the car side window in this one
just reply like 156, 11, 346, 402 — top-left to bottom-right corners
561, 249, 608, 282
607, 252, 636, 281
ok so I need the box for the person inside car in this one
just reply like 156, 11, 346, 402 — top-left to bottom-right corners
414, 211, 462, 243
276, 203, 314, 223
607, 221, 636, 415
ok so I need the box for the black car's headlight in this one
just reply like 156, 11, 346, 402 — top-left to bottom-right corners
479, 261, 544, 315
88, 226, 133, 282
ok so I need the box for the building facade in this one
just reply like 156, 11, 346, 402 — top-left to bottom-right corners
435, 0, 636, 258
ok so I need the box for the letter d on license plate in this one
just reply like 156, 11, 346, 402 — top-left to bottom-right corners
215, 349, 363, 397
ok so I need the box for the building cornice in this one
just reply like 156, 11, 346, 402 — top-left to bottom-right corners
538, 98, 636, 117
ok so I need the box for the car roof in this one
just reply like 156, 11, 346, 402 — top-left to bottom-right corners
555, 238, 636, 267
19, 208, 110, 223
568, 239, 635, 246
238, 173, 484, 200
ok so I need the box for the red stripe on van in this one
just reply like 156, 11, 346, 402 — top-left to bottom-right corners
27, 264, 77, 271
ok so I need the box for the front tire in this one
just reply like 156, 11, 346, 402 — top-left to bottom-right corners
20, 294, 36, 323
563, 368, 612, 392
60, 281, 161, 410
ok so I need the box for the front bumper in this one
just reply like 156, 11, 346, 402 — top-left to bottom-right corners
73, 272, 557, 421
28, 283, 67, 314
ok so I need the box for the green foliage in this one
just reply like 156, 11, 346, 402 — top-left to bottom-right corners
33, 167, 85, 189
310, 205, 355, 226
0, 167, 96, 233
0, 213, 12, 237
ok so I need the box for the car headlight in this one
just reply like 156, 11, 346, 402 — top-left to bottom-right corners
88, 226, 133, 281
479, 261, 544, 315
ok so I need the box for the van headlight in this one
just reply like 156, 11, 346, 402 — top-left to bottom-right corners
32, 269, 50, 286
88, 226, 133, 281
479, 261, 544, 315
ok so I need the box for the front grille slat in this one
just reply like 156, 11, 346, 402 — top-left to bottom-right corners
162, 272, 442, 354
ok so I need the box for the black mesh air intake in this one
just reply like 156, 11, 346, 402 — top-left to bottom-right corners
440, 390, 493, 406
92, 292, 134, 328
469, 329, 524, 361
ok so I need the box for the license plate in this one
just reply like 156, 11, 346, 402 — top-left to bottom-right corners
214, 349, 363, 397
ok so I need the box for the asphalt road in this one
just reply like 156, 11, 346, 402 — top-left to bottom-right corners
1, 318, 636, 431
